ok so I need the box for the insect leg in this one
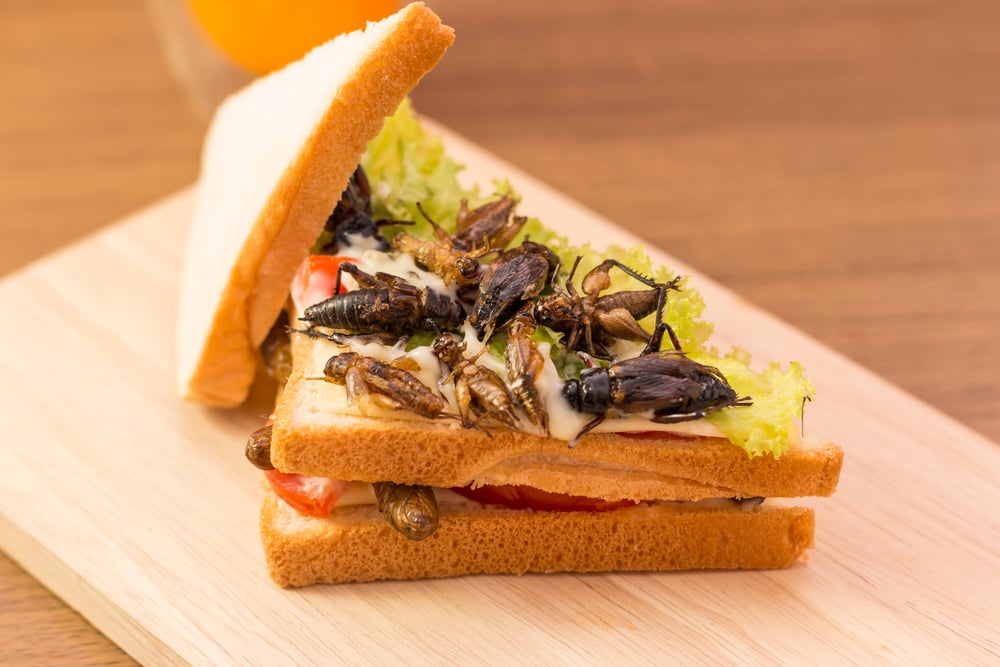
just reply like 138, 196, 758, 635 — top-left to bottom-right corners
598, 258, 660, 288
642, 321, 683, 355
568, 413, 606, 447
344, 366, 373, 415
564, 255, 583, 297
593, 307, 653, 343
453, 376, 477, 428
649, 409, 708, 424
287, 326, 348, 345
338, 262, 381, 290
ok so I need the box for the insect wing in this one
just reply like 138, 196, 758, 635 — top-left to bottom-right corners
609, 353, 706, 413
471, 244, 555, 339
360, 361, 446, 419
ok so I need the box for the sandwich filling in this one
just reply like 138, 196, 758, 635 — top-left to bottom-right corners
252, 101, 818, 540
265, 470, 767, 527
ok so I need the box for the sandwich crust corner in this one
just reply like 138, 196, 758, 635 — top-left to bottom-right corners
175, 2, 454, 406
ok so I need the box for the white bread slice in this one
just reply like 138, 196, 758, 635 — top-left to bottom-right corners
176, 3, 454, 406
271, 338, 843, 502
261, 489, 815, 586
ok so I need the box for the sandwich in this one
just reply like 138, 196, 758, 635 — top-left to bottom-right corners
177, 3, 843, 587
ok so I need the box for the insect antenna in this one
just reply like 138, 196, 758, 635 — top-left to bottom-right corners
800, 394, 812, 438
286, 326, 348, 345
564, 255, 583, 297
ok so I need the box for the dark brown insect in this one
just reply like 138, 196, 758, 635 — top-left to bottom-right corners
245, 423, 275, 470
533, 256, 681, 359
432, 333, 518, 431
561, 322, 752, 442
469, 241, 558, 342
321, 165, 392, 253
389, 204, 487, 287
453, 196, 526, 252
318, 352, 456, 421
373, 481, 439, 540
259, 311, 293, 386
502, 311, 549, 435
297, 263, 465, 339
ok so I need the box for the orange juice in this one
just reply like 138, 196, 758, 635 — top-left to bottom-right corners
188, 0, 399, 74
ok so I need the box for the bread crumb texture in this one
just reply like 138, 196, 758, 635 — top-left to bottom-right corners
261, 490, 814, 586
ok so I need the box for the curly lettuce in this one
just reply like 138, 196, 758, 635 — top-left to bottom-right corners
362, 99, 511, 236
361, 100, 813, 458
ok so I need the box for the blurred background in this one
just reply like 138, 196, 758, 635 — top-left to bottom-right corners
1, 0, 998, 661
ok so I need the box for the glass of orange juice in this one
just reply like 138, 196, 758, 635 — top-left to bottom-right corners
146, 0, 399, 117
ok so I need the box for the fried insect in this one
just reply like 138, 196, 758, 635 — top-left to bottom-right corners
533, 257, 681, 359
432, 333, 519, 430
561, 322, 752, 442
321, 165, 392, 253
318, 352, 456, 421
389, 204, 486, 287
297, 263, 465, 339
502, 311, 549, 435
245, 423, 275, 470
260, 311, 293, 386
453, 196, 526, 252
373, 481, 439, 540
469, 240, 558, 342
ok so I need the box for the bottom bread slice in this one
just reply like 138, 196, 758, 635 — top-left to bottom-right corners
261, 489, 815, 586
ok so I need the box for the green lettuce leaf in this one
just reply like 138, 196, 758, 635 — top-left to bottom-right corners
696, 350, 815, 457
362, 100, 513, 236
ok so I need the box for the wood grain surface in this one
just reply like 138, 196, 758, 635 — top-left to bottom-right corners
1, 0, 998, 663
1, 157, 997, 665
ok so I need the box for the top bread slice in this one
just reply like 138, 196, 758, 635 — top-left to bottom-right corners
176, 3, 454, 406
271, 336, 844, 502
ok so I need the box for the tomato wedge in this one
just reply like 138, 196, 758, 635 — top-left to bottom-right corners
291, 255, 352, 311
452, 484, 639, 512
264, 470, 350, 518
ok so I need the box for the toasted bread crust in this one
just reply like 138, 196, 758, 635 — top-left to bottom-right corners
176, 3, 454, 406
261, 490, 815, 586
271, 355, 843, 501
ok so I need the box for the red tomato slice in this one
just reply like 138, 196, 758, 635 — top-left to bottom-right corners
291, 255, 352, 311
452, 484, 639, 512
264, 470, 350, 518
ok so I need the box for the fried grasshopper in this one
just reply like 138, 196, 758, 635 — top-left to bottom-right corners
533, 256, 681, 360
469, 240, 558, 342
452, 195, 526, 252
389, 204, 487, 288
432, 333, 519, 431
502, 310, 550, 435
317, 352, 457, 421
373, 481, 439, 541
561, 322, 752, 442
296, 263, 465, 340
321, 165, 393, 253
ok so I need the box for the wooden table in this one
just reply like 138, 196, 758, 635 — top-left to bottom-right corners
1, 0, 997, 663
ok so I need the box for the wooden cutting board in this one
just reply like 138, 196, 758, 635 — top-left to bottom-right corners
1, 124, 997, 665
